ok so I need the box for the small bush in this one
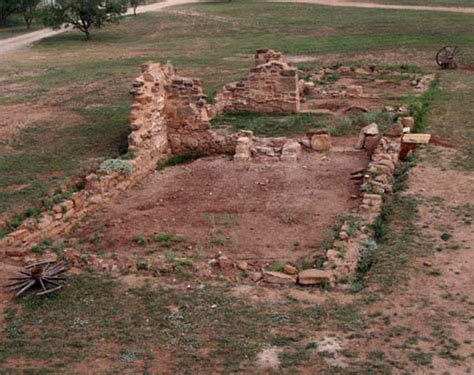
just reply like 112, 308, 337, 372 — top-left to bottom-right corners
133, 235, 148, 246
120, 151, 136, 160
407, 78, 439, 133
154, 232, 185, 245
269, 262, 286, 272
100, 159, 133, 175
362, 111, 395, 134
30, 238, 53, 254
136, 258, 149, 271
356, 240, 377, 276
210, 231, 229, 246
440, 233, 451, 241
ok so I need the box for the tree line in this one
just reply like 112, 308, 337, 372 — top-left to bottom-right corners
0, 0, 147, 39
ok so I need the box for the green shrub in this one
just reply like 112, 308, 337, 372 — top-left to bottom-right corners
133, 235, 148, 246
154, 232, 185, 245
100, 159, 133, 175
407, 78, 439, 133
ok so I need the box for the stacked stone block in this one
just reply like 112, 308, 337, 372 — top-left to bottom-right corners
214, 50, 300, 114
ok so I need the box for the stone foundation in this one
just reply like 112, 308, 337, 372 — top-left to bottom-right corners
1, 50, 424, 279
322, 126, 403, 283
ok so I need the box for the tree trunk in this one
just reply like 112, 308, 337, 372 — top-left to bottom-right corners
25, 15, 33, 29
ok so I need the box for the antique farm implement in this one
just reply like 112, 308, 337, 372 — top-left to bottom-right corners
4, 261, 67, 297
436, 45, 460, 69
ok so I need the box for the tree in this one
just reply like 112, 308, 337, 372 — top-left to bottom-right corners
42, 0, 128, 40
0, 0, 18, 26
19, 0, 41, 29
130, 0, 144, 16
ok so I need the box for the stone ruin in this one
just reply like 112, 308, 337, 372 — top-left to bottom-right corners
1, 49, 434, 289
214, 48, 300, 114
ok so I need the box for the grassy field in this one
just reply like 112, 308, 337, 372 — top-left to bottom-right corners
342, 0, 474, 6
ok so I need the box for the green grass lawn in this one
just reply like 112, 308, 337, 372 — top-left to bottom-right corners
342, 0, 474, 6
0, 0, 473, 215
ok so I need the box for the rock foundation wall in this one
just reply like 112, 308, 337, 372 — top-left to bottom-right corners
0, 62, 238, 257
323, 131, 402, 283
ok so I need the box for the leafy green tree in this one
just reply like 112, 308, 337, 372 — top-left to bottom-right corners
19, 0, 41, 29
42, 0, 128, 40
0, 0, 18, 26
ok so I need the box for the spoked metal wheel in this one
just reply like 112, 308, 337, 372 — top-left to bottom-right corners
4, 261, 67, 297
435, 45, 460, 69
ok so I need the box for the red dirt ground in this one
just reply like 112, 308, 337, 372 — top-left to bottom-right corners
70, 137, 368, 270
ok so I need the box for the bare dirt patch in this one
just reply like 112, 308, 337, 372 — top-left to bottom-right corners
71, 139, 367, 271
0, 103, 82, 143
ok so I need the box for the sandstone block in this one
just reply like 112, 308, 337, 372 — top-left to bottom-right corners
281, 139, 302, 162
364, 123, 379, 136
385, 122, 404, 137
6, 248, 27, 257
283, 264, 298, 275
402, 117, 415, 128
263, 271, 297, 285
326, 249, 340, 261
249, 272, 263, 282
237, 261, 248, 271
298, 269, 333, 286
234, 137, 253, 161
311, 134, 332, 152
338, 66, 352, 74
364, 135, 382, 155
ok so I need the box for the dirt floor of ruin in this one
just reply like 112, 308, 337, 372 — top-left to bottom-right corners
68, 137, 367, 272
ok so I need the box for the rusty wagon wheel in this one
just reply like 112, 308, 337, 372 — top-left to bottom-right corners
435, 45, 460, 69
3, 261, 67, 297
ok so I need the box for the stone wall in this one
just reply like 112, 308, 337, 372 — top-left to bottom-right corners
163, 76, 237, 155
214, 49, 300, 114
323, 126, 403, 284
0, 62, 237, 257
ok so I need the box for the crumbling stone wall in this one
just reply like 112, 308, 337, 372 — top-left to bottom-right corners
163, 77, 237, 155
214, 49, 300, 114
128, 62, 173, 161
323, 125, 403, 283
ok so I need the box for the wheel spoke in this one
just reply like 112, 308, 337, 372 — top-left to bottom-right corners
15, 280, 36, 297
